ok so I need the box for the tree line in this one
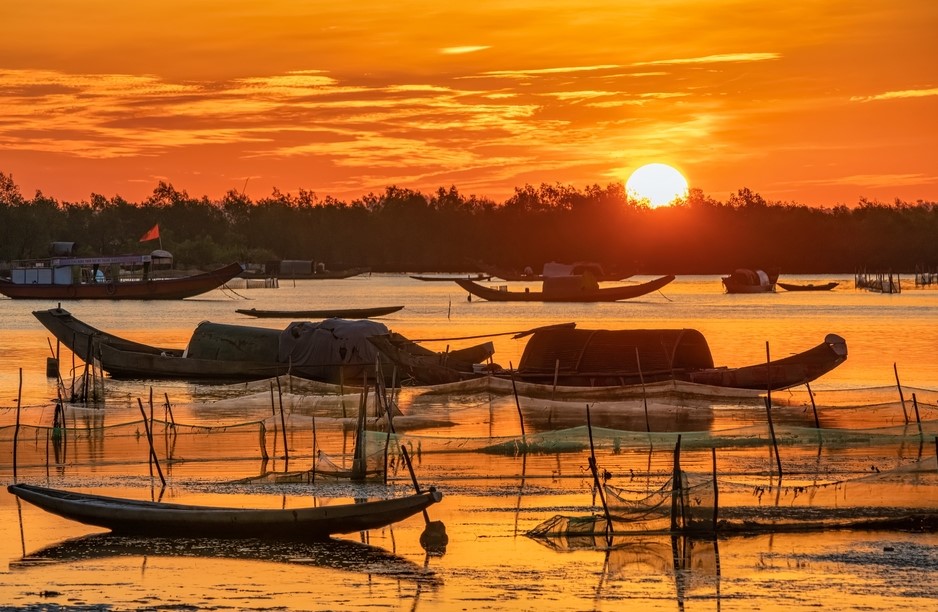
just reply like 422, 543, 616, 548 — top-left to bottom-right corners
1, 172, 936, 274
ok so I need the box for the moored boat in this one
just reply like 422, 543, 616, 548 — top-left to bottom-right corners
8, 483, 442, 539
32, 307, 492, 384
236, 305, 404, 319
455, 274, 675, 302
778, 281, 839, 292
372, 325, 848, 390
0, 255, 242, 300
721, 268, 779, 293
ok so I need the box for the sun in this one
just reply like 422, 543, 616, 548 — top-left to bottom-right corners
626, 163, 689, 207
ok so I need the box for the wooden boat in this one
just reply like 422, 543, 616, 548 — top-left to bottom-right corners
0, 258, 243, 300
474, 260, 631, 282
33, 307, 493, 384
721, 268, 779, 293
455, 274, 675, 302
7, 483, 442, 539
410, 273, 491, 282
236, 305, 404, 319
371, 326, 848, 390
778, 282, 839, 292
240, 261, 370, 280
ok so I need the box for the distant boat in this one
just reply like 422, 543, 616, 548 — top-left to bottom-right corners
8, 483, 442, 539
778, 282, 839, 292
240, 260, 370, 280
473, 261, 631, 282
455, 274, 675, 302
0, 256, 242, 300
410, 273, 491, 282
236, 305, 404, 319
721, 268, 779, 293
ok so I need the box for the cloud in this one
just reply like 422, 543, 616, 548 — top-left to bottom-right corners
478, 65, 621, 78
851, 88, 938, 102
440, 46, 490, 55
632, 53, 780, 66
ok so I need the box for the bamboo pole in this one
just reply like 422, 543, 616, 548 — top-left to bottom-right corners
711, 447, 719, 532
586, 405, 613, 545
509, 361, 526, 440
12, 369, 22, 482
636, 347, 650, 433
401, 444, 430, 524
552, 359, 559, 400
912, 393, 922, 435
805, 381, 820, 428
765, 342, 783, 479
276, 376, 289, 464
670, 435, 683, 532
163, 392, 176, 428
894, 363, 909, 423
137, 398, 166, 487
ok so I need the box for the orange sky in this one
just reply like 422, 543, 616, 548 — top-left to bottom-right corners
1, 1, 936, 206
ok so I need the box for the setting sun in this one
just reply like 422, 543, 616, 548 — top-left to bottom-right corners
626, 163, 689, 207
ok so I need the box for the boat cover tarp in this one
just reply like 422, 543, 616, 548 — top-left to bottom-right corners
279, 319, 390, 369
185, 322, 281, 361
185, 319, 390, 369
517, 328, 715, 376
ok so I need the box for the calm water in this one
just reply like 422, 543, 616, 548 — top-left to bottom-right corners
1, 273, 937, 611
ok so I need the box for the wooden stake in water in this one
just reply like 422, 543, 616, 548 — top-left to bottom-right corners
894, 363, 909, 423
276, 376, 289, 464
509, 361, 526, 440
636, 347, 650, 433
805, 381, 820, 428
711, 447, 719, 532
13, 369, 22, 482
670, 435, 683, 532
765, 342, 783, 479
912, 393, 922, 435
586, 405, 613, 545
137, 398, 166, 487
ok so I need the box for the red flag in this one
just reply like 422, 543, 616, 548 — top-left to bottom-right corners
139, 224, 160, 242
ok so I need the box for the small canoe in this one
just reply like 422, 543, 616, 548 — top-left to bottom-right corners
8, 483, 442, 539
778, 282, 839, 292
236, 305, 404, 319
410, 274, 491, 282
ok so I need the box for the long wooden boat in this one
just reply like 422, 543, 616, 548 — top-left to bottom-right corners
778, 281, 839, 292
455, 274, 675, 302
8, 483, 442, 539
236, 305, 405, 319
371, 326, 848, 390
473, 260, 631, 282
33, 307, 492, 384
410, 274, 491, 282
0, 259, 243, 300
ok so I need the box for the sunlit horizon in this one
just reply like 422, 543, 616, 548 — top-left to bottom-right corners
1, 2, 935, 206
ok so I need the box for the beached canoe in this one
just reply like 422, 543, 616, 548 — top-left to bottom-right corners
8, 483, 443, 539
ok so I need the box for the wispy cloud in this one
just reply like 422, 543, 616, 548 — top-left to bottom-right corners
851, 87, 938, 102
633, 53, 780, 66
478, 65, 621, 78
441, 46, 490, 55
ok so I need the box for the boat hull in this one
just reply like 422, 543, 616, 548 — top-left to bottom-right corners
778, 282, 839, 292
8, 483, 442, 539
455, 275, 675, 302
0, 262, 243, 300
236, 305, 404, 319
